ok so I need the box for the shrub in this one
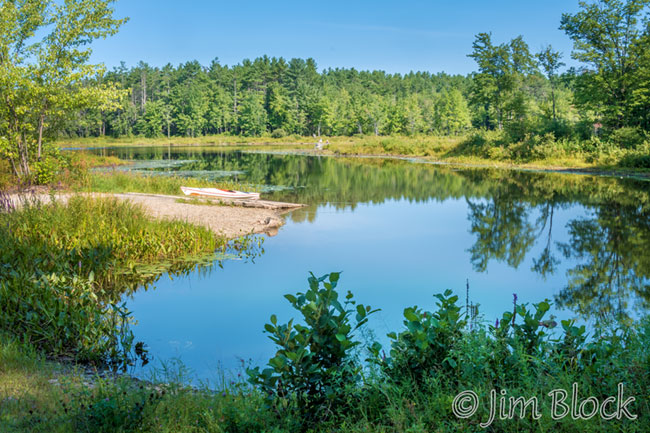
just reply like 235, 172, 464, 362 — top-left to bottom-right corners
608, 127, 645, 149
33, 154, 63, 185
618, 143, 650, 168
510, 133, 559, 161
247, 272, 378, 424
271, 128, 288, 138
382, 290, 465, 384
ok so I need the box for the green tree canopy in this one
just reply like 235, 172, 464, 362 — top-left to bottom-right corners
560, 0, 650, 129
0, 0, 127, 181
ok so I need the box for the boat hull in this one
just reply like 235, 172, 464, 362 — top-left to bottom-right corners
180, 186, 260, 200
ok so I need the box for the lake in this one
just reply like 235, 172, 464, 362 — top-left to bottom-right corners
93, 146, 650, 384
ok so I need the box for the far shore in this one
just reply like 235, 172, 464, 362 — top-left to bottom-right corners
57, 136, 650, 181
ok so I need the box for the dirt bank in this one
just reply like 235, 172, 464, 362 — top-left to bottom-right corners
7, 192, 305, 238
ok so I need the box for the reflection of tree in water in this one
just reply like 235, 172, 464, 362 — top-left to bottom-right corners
466, 193, 536, 272
466, 177, 650, 323
531, 203, 559, 279
102, 147, 650, 322
556, 203, 650, 323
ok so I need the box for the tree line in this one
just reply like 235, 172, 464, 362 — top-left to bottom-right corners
70, 58, 473, 138
2, 0, 650, 182
62, 0, 650, 143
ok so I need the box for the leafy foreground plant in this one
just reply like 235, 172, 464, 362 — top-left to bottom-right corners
247, 272, 378, 427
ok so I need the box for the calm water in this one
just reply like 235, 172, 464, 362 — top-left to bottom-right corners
94, 146, 650, 383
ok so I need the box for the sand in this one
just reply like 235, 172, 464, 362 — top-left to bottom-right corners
6, 192, 305, 239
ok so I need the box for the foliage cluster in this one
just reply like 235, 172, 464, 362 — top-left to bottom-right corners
0, 0, 127, 182
245, 273, 649, 431
247, 272, 377, 425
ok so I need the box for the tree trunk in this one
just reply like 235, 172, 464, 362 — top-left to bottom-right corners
551, 86, 556, 122
141, 71, 147, 110
8, 157, 19, 178
37, 113, 45, 161
19, 137, 30, 179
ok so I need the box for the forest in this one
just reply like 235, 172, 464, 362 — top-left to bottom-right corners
62, 1, 650, 147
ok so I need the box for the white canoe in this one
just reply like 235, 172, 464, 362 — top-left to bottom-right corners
180, 186, 260, 200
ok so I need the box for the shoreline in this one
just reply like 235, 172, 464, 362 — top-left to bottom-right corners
60, 140, 650, 181
7, 192, 306, 239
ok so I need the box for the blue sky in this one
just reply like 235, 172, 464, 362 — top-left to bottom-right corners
90, 0, 582, 75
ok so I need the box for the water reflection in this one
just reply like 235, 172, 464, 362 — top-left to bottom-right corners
557, 203, 650, 323
97, 147, 650, 325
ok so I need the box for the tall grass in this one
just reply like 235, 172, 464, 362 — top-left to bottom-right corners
0, 195, 222, 366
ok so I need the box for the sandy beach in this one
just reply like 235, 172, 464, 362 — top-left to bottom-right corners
7, 192, 305, 238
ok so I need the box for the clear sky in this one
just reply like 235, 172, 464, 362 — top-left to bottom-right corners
89, 0, 582, 75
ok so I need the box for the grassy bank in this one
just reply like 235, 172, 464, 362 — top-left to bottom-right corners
0, 194, 222, 368
56, 134, 313, 148
2, 273, 648, 432
83, 171, 257, 196
1, 148, 259, 198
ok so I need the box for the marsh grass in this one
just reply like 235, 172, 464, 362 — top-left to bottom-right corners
0, 195, 222, 366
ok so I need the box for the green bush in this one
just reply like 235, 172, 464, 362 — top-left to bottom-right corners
271, 128, 288, 138
247, 272, 378, 424
608, 127, 646, 149
32, 154, 63, 185
382, 290, 465, 384
618, 143, 650, 168
509, 133, 559, 161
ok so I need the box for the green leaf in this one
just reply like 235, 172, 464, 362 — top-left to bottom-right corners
404, 307, 419, 322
